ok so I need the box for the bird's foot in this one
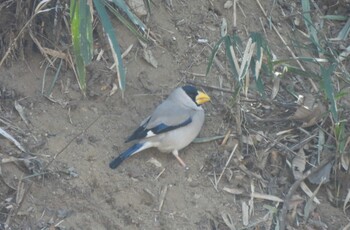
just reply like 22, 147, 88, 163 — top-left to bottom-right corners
172, 150, 188, 169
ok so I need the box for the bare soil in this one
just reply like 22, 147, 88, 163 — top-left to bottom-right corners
1, 0, 349, 229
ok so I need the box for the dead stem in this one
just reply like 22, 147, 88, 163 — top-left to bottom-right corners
279, 156, 334, 230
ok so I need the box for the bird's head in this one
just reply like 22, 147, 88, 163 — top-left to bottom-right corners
182, 85, 211, 106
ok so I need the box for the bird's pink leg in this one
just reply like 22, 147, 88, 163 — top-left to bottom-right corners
172, 150, 187, 168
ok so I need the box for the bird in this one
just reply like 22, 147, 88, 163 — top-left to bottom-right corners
109, 85, 211, 169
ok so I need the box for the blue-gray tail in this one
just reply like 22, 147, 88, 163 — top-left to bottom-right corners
109, 143, 144, 169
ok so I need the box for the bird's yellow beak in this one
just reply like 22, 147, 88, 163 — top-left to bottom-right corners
196, 91, 211, 105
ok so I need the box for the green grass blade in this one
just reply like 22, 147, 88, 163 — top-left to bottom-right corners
335, 18, 350, 41
250, 32, 271, 61
70, 0, 92, 93
94, 0, 126, 91
321, 63, 338, 122
103, 0, 147, 42
321, 15, 348, 21
79, 1, 93, 63
206, 36, 225, 76
47, 59, 63, 96
110, 0, 146, 32
301, 0, 321, 54
335, 121, 346, 154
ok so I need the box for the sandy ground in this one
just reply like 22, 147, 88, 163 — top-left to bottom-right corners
1, 0, 349, 229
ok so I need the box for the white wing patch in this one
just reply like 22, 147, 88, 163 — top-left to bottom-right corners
146, 130, 156, 138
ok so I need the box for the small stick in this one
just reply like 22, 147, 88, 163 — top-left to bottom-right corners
179, 70, 206, 77
155, 168, 165, 180
279, 156, 334, 230
221, 129, 232, 146
158, 185, 168, 211
185, 80, 234, 94
217, 144, 238, 186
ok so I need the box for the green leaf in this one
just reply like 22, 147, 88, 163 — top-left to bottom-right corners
47, 59, 63, 96
335, 121, 346, 154
321, 63, 338, 122
79, 1, 93, 63
301, 0, 321, 54
206, 36, 226, 76
70, 0, 93, 93
103, 0, 148, 42
110, 0, 147, 32
321, 15, 348, 21
94, 0, 126, 91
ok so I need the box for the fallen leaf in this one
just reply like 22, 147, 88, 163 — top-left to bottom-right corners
308, 160, 333, 184
288, 94, 327, 127
344, 189, 350, 213
224, 1, 233, 9
143, 49, 158, 68
292, 148, 306, 180
14, 101, 29, 126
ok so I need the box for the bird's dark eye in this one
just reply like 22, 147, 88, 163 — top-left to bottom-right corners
182, 85, 198, 104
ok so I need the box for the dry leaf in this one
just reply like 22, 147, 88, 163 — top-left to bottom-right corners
271, 72, 280, 100
288, 94, 326, 127
221, 211, 236, 230
251, 192, 284, 202
242, 135, 254, 145
342, 136, 350, 170
0, 127, 26, 152
224, 1, 233, 9
143, 49, 158, 68
344, 189, 350, 213
300, 181, 321, 204
147, 157, 162, 168
14, 101, 29, 126
286, 194, 304, 210
109, 83, 118, 96
292, 148, 306, 180
308, 160, 333, 184
341, 153, 350, 171
223, 187, 244, 195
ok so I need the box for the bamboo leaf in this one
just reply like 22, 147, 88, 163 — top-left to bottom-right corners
47, 59, 63, 96
79, 0, 93, 63
103, 0, 147, 42
301, 0, 321, 54
70, 0, 93, 93
321, 63, 338, 122
94, 0, 126, 91
224, 35, 239, 80
206, 36, 226, 75
110, 0, 147, 32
